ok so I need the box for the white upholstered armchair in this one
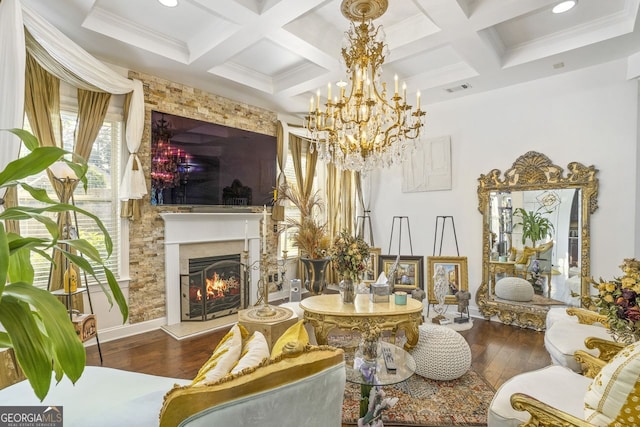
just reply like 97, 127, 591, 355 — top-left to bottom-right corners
489, 338, 638, 427
544, 306, 613, 372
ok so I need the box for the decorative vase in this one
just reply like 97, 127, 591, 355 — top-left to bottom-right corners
301, 257, 330, 295
341, 278, 355, 303
359, 337, 380, 363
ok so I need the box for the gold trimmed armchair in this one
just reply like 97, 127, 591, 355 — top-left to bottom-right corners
489, 338, 636, 427
544, 307, 612, 372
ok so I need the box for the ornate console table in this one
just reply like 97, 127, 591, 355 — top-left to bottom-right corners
300, 294, 423, 350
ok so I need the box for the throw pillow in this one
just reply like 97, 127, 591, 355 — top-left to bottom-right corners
270, 319, 309, 359
191, 323, 247, 386
584, 340, 640, 425
230, 331, 269, 375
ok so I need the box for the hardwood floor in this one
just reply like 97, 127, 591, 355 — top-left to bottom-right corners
86, 317, 550, 390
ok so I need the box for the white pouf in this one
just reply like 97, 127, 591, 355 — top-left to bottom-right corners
409, 324, 471, 381
495, 277, 534, 302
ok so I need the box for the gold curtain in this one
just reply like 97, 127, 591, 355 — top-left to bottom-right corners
290, 134, 317, 201
272, 121, 286, 221
325, 165, 359, 284
25, 54, 112, 310
119, 91, 141, 220
24, 54, 61, 149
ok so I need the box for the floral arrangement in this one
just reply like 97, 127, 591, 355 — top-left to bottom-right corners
358, 386, 398, 427
593, 258, 640, 344
329, 230, 370, 281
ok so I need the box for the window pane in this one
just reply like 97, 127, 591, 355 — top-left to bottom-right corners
18, 113, 121, 289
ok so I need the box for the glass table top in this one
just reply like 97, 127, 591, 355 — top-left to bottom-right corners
345, 341, 416, 386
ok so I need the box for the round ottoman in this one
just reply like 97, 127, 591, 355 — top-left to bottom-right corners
409, 324, 471, 380
495, 277, 534, 302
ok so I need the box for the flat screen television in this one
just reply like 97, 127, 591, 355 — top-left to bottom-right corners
150, 111, 276, 207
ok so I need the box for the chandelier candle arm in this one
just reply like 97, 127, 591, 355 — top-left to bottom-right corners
304, 0, 425, 173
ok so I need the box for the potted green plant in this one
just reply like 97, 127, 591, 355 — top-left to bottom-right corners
0, 129, 128, 400
277, 183, 330, 294
513, 207, 555, 248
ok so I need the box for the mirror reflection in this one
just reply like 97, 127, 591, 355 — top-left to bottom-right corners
488, 189, 581, 306
476, 151, 599, 331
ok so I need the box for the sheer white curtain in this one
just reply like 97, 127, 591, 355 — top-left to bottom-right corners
0, 0, 147, 201
0, 0, 25, 201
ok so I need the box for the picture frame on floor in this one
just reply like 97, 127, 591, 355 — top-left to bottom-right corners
427, 256, 469, 305
379, 255, 424, 291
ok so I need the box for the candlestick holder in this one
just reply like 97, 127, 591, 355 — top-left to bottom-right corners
241, 246, 290, 319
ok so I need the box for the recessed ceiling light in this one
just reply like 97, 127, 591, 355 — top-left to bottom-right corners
158, 0, 178, 7
552, 1, 577, 14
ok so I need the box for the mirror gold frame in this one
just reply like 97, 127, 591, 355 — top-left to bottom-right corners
476, 151, 599, 330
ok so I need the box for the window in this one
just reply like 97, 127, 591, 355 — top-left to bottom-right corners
18, 111, 122, 289
282, 139, 319, 258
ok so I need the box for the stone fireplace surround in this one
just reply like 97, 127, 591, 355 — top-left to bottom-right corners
160, 212, 262, 326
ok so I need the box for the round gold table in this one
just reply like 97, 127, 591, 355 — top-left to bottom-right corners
300, 293, 423, 350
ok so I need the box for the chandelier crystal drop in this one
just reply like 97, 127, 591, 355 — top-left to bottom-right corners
304, 0, 425, 173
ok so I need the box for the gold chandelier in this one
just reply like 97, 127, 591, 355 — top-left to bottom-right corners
305, 0, 425, 173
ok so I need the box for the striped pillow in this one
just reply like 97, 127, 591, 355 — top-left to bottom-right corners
191, 323, 247, 386
230, 331, 269, 375
584, 340, 640, 425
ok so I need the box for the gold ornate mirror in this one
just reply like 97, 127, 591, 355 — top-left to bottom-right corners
476, 151, 598, 330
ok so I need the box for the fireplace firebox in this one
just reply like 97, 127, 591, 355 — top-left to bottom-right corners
180, 254, 247, 321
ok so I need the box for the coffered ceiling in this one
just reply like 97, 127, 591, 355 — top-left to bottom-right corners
22, 0, 640, 119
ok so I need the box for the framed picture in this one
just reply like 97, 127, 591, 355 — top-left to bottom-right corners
426, 256, 469, 305
363, 248, 381, 284
379, 255, 424, 291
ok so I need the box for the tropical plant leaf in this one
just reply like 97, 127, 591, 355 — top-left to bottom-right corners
7, 128, 39, 150
0, 207, 61, 238
0, 331, 10, 348
105, 268, 129, 322
3, 283, 86, 384
0, 223, 7, 295
63, 239, 104, 264
0, 146, 65, 187
0, 296, 53, 401
6, 234, 35, 285
18, 183, 59, 205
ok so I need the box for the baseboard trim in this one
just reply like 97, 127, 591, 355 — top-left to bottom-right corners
84, 318, 167, 346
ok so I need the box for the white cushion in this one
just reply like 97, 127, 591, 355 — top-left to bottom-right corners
495, 277, 534, 302
584, 340, 640, 425
192, 323, 244, 385
409, 324, 471, 380
544, 320, 611, 372
545, 306, 578, 330
230, 331, 269, 375
488, 365, 591, 427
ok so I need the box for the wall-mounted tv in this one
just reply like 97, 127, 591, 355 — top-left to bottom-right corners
150, 111, 276, 207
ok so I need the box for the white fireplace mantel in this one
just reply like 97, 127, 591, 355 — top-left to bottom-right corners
160, 212, 262, 326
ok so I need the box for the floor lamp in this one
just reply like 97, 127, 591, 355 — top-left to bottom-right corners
49, 161, 103, 363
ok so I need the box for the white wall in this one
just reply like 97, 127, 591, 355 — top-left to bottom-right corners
369, 59, 638, 316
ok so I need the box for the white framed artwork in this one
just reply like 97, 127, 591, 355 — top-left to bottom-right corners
402, 135, 452, 193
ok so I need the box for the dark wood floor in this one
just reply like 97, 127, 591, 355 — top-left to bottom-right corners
86, 317, 550, 390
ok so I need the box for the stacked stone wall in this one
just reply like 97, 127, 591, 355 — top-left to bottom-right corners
126, 71, 277, 323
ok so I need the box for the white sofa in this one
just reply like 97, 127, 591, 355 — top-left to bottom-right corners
0, 346, 345, 427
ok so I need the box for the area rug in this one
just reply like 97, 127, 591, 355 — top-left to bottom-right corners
342, 369, 495, 426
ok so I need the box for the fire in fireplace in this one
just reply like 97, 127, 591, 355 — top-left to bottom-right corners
180, 254, 247, 321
